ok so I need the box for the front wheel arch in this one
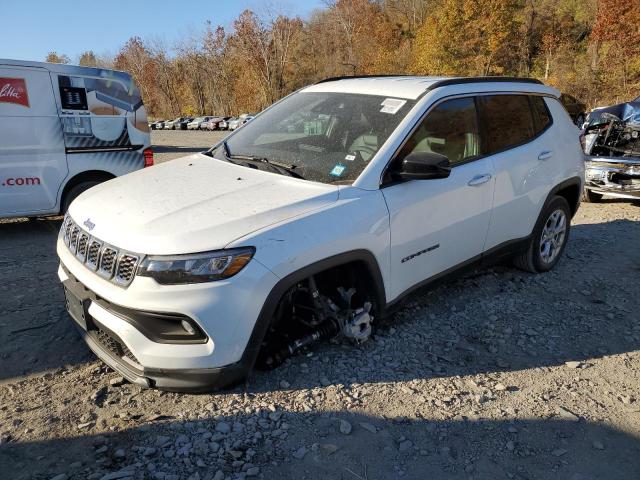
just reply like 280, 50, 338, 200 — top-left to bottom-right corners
59, 171, 115, 214
239, 250, 387, 372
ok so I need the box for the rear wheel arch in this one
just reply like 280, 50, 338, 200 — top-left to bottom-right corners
514, 195, 571, 273
546, 176, 582, 217
59, 170, 115, 214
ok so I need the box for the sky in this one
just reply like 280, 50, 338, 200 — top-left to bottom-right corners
0, 0, 324, 63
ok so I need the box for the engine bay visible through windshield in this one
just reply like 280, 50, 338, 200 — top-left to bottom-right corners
213, 91, 417, 184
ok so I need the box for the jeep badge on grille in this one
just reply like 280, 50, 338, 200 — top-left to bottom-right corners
83, 218, 95, 231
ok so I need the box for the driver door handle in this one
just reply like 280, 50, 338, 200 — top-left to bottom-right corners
467, 173, 492, 186
538, 150, 554, 161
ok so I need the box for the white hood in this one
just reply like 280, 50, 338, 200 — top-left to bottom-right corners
68, 153, 339, 255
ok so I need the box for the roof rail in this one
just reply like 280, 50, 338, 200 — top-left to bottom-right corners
315, 75, 543, 88
315, 74, 408, 84
426, 76, 543, 90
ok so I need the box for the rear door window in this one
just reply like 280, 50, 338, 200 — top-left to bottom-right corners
479, 95, 535, 154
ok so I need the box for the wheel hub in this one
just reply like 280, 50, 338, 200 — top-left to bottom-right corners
539, 209, 567, 264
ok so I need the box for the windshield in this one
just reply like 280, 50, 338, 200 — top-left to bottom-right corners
219, 91, 416, 184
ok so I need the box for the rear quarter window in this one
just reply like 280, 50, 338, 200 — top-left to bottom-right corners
530, 96, 552, 134
479, 94, 535, 154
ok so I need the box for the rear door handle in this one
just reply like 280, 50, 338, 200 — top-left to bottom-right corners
467, 173, 492, 186
538, 150, 554, 161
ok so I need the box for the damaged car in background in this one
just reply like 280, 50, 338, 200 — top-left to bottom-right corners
582, 98, 640, 202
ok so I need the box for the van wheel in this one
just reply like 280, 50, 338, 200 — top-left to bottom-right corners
61, 181, 101, 214
514, 196, 571, 273
582, 188, 603, 203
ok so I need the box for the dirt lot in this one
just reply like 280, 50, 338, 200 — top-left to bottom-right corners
1, 130, 640, 480
152, 130, 228, 164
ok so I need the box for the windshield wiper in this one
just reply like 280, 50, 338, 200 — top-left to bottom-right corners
220, 141, 304, 179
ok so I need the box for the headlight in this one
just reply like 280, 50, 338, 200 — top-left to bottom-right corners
137, 247, 255, 285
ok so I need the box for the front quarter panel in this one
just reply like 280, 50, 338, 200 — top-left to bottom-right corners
227, 186, 392, 302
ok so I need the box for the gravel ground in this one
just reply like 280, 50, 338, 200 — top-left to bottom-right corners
152, 130, 229, 164
1, 131, 640, 480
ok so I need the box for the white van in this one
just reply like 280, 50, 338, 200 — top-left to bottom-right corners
0, 59, 152, 219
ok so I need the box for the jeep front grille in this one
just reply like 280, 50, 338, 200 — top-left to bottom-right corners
76, 233, 89, 261
61, 214, 141, 288
115, 254, 139, 285
69, 225, 80, 254
98, 247, 118, 279
86, 240, 102, 270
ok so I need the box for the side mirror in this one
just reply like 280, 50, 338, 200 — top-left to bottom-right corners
395, 152, 451, 180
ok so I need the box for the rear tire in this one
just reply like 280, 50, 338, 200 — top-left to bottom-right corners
61, 181, 101, 214
514, 196, 571, 273
582, 188, 603, 203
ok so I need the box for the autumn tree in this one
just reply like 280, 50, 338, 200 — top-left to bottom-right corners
202, 24, 235, 115
45, 52, 70, 64
114, 37, 157, 114
93, 0, 639, 117
411, 0, 521, 76
78, 51, 98, 67
229, 10, 303, 109
148, 41, 184, 117
591, 0, 640, 100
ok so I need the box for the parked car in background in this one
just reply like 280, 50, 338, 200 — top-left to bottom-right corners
163, 118, 178, 130
187, 116, 214, 130
208, 116, 232, 130
202, 116, 230, 131
58, 76, 583, 391
200, 117, 219, 131
560, 94, 586, 127
0, 58, 153, 219
164, 117, 187, 130
582, 97, 640, 202
227, 116, 244, 130
150, 120, 165, 130
177, 117, 194, 130
218, 118, 231, 130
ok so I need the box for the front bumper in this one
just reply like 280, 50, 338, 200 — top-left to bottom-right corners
585, 157, 640, 199
57, 236, 279, 391
81, 327, 248, 391
59, 266, 261, 391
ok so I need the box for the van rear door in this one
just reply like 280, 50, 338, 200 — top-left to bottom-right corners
0, 66, 67, 215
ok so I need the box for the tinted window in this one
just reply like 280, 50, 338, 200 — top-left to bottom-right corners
530, 96, 552, 134
397, 97, 481, 166
480, 95, 535, 154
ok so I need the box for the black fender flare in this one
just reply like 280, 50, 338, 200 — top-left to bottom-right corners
545, 176, 583, 218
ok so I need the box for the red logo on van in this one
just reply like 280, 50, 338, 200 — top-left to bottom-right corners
0, 78, 29, 107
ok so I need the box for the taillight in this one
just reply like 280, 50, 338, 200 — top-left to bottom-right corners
143, 148, 154, 167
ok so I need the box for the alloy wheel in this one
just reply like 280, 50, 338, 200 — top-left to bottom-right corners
539, 209, 567, 264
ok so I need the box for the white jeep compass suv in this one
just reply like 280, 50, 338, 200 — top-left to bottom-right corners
57, 76, 584, 391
